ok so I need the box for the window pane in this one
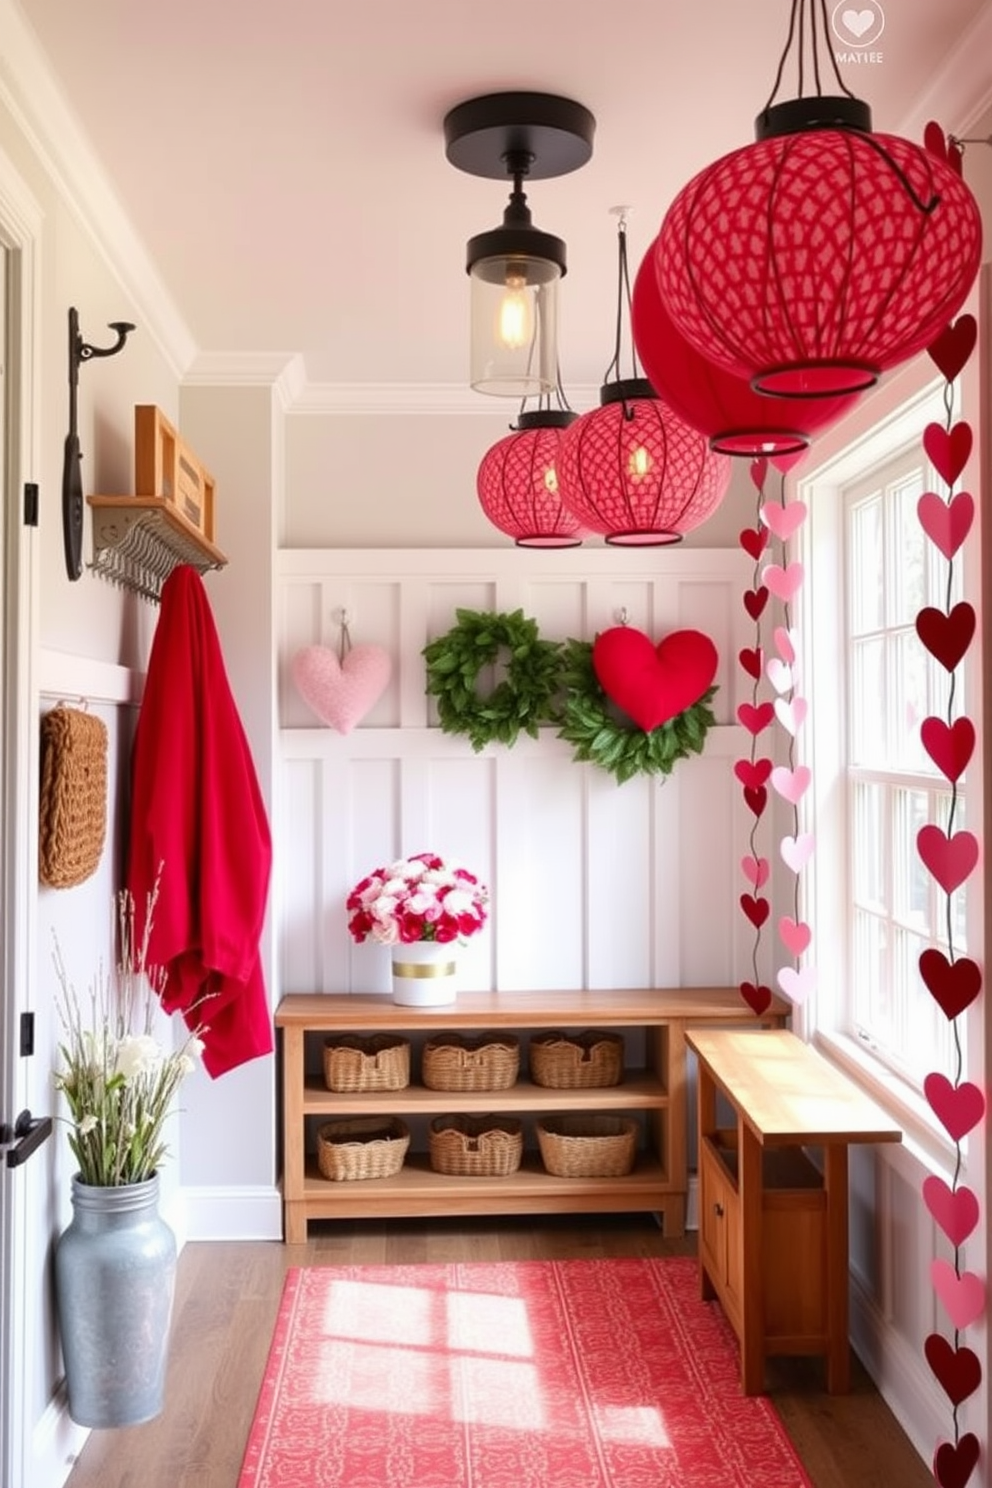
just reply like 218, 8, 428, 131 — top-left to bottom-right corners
889, 630, 929, 770
850, 638, 884, 766
849, 494, 882, 634
852, 781, 884, 910
890, 473, 926, 623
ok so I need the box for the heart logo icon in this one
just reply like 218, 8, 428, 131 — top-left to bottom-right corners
917, 491, 974, 561
924, 1335, 982, 1408
927, 317, 977, 384
919, 950, 982, 1021
291, 643, 392, 734
842, 7, 874, 38
592, 626, 718, 732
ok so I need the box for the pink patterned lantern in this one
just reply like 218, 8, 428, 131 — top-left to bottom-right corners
477, 411, 585, 547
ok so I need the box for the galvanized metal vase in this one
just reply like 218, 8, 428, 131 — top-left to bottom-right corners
54, 1173, 177, 1427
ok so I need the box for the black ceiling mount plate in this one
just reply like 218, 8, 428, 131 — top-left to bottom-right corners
443, 92, 595, 180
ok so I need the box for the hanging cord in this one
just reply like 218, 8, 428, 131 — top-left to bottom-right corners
762, 0, 856, 111
338, 612, 353, 664
602, 211, 641, 390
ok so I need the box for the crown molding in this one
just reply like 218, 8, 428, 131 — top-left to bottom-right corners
287, 381, 602, 416
897, 2, 992, 143
0, 0, 198, 379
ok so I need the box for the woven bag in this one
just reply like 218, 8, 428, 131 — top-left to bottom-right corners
39, 707, 108, 889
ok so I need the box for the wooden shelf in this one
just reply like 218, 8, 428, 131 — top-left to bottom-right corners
276, 988, 790, 1244
87, 495, 227, 602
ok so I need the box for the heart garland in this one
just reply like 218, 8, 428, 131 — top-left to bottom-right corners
918, 296, 984, 1488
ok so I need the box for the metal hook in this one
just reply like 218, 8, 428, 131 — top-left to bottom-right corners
615, 606, 630, 626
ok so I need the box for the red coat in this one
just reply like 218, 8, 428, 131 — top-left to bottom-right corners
127, 565, 273, 1077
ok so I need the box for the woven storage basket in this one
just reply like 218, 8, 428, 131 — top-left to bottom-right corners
428, 1115, 524, 1177
529, 1031, 624, 1089
317, 1117, 410, 1182
536, 1115, 638, 1178
323, 1034, 411, 1092
422, 1033, 520, 1092
38, 707, 108, 889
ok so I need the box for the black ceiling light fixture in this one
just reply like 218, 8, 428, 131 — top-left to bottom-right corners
443, 91, 595, 398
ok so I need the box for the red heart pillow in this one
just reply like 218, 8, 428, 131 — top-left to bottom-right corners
592, 627, 718, 731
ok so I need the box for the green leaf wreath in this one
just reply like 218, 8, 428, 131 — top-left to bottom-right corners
556, 637, 717, 786
422, 607, 564, 753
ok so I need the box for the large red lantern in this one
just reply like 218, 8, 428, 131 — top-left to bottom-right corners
631, 240, 856, 455
654, 9, 982, 399
477, 410, 585, 547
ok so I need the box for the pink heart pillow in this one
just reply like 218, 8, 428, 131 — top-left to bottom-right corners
291, 644, 391, 733
593, 626, 718, 731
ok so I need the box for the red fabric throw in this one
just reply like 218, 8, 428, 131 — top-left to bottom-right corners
239, 1257, 813, 1488
127, 565, 273, 1077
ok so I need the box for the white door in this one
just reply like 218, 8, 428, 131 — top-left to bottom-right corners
0, 179, 86, 1488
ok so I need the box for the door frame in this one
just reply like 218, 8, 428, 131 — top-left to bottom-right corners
0, 143, 44, 1488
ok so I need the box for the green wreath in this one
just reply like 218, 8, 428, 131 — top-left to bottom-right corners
422, 608, 563, 753
557, 637, 717, 785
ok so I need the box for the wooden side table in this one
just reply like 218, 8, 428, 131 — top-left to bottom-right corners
686, 1028, 902, 1395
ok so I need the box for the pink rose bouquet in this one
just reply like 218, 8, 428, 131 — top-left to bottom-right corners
346, 851, 488, 946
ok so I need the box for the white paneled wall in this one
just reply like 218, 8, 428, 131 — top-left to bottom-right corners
275, 548, 760, 999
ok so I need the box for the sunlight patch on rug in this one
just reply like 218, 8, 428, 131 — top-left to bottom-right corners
238, 1256, 813, 1488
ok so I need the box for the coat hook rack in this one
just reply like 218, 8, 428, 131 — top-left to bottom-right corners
63, 306, 135, 582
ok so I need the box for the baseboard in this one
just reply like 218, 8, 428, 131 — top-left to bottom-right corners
179, 1184, 283, 1241
849, 1268, 941, 1465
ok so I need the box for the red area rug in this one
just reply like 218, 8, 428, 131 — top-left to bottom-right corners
238, 1256, 812, 1488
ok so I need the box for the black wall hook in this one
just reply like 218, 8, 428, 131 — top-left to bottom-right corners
63, 306, 136, 581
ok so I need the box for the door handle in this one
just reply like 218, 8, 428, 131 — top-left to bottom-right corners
2, 1110, 54, 1168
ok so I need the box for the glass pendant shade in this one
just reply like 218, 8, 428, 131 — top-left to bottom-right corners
631, 242, 856, 455
476, 411, 584, 547
557, 383, 732, 546
470, 258, 561, 397
655, 112, 983, 398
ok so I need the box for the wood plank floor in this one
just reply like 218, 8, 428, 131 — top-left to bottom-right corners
63, 1215, 933, 1488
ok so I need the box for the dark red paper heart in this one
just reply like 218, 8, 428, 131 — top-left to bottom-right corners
933, 1433, 980, 1488
925, 1335, 983, 1408
738, 528, 768, 561
734, 757, 772, 790
749, 457, 768, 491
740, 980, 772, 1016
592, 626, 718, 732
924, 121, 948, 163
738, 646, 763, 679
920, 716, 975, 782
743, 786, 767, 818
740, 893, 769, 929
919, 949, 982, 1021
924, 421, 973, 487
737, 701, 774, 735
928, 317, 978, 384
916, 604, 976, 671
743, 586, 768, 621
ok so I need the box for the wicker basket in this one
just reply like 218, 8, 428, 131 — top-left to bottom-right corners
529, 1031, 624, 1089
428, 1115, 524, 1177
323, 1034, 411, 1092
422, 1033, 520, 1092
317, 1117, 410, 1182
536, 1115, 638, 1178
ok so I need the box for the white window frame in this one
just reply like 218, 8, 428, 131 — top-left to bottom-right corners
797, 370, 975, 1166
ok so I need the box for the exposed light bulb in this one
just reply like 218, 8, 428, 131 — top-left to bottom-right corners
629, 446, 652, 479
543, 465, 559, 494
497, 275, 532, 350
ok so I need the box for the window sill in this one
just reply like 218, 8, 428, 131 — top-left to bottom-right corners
812, 1028, 962, 1181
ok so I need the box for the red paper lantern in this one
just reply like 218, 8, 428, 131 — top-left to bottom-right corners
477, 411, 585, 547
655, 106, 982, 399
631, 240, 856, 455
556, 382, 731, 546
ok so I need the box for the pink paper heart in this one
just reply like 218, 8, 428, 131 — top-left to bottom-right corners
291, 643, 392, 734
766, 658, 793, 694
778, 964, 816, 1004
931, 1258, 986, 1332
741, 855, 770, 889
781, 833, 815, 872
762, 561, 805, 603
771, 448, 807, 475
774, 696, 807, 736
917, 825, 979, 894
925, 1073, 986, 1142
927, 316, 977, 384
774, 627, 797, 666
779, 916, 812, 957
770, 764, 811, 805
923, 1177, 980, 1247
760, 501, 807, 542
917, 491, 974, 560
923, 421, 973, 487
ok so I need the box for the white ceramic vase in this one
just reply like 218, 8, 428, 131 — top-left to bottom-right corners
390, 940, 458, 1007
